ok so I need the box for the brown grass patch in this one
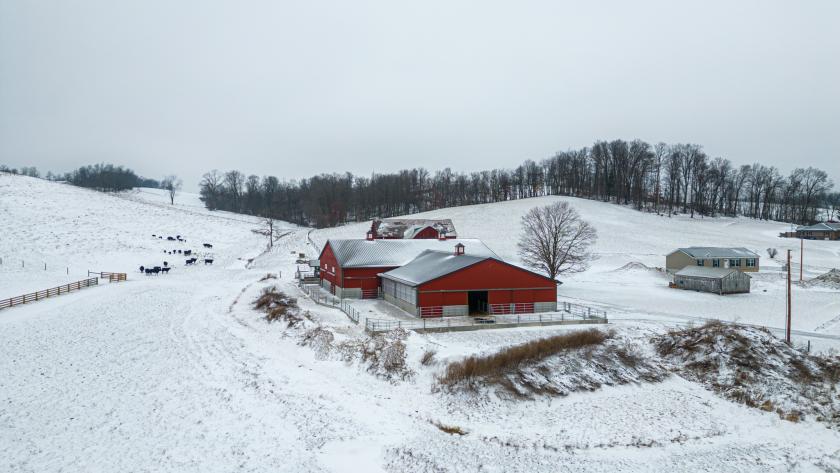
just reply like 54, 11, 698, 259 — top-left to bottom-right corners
253, 286, 301, 325
259, 273, 278, 282
420, 349, 437, 366
438, 329, 609, 386
431, 420, 467, 436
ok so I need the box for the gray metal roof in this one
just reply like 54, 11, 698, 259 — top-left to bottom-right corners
379, 250, 489, 286
675, 266, 750, 279
325, 238, 497, 268
797, 222, 840, 232
673, 247, 759, 259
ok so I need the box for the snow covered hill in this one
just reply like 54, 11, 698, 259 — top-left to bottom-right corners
2, 174, 840, 472
311, 196, 840, 341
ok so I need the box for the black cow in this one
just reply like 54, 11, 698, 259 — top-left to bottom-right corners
184, 250, 192, 256
185, 258, 196, 265
144, 268, 153, 275
167, 236, 175, 241
177, 250, 182, 254
203, 243, 213, 248
161, 267, 171, 274
139, 265, 145, 273
163, 261, 168, 267
204, 258, 214, 265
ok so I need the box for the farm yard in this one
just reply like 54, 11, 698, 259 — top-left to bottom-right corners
2, 174, 840, 472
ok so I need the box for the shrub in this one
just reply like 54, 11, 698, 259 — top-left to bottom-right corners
420, 349, 437, 366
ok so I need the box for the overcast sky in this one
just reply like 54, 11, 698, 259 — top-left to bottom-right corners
1, 0, 838, 191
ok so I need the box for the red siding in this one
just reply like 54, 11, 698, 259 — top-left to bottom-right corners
318, 243, 341, 287
416, 259, 556, 308
341, 267, 396, 290
412, 226, 440, 239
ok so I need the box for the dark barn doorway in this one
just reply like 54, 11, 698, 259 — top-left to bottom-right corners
468, 291, 488, 315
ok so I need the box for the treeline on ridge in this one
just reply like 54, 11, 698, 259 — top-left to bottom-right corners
1, 163, 160, 191
198, 139, 838, 228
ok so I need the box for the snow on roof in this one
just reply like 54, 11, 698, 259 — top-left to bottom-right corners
675, 266, 750, 279
797, 222, 840, 231
674, 247, 759, 259
403, 224, 436, 239
373, 218, 456, 238
379, 250, 489, 286
325, 238, 496, 268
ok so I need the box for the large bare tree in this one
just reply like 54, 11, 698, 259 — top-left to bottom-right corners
517, 202, 597, 280
161, 175, 182, 205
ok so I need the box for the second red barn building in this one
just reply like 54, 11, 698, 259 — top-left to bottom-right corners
379, 244, 558, 317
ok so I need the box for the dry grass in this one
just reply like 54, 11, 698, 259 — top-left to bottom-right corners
420, 349, 437, 366
431, 420, 467, 436
438, 329, 609, 386
258, 273, 278, 282
253, 286, 301, 325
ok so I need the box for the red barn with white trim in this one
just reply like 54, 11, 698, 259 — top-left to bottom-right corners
317, 238, 496, 299
379, 245, 558, 317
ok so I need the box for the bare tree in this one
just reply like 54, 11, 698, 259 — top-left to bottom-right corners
161, 175, 182, 205
517, 202, 597, 280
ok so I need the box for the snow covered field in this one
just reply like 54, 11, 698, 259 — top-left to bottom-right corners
2, 174, 839, 472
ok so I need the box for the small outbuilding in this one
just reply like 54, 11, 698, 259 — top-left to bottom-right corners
795, 222, 840, 240
672, 266, 751, 295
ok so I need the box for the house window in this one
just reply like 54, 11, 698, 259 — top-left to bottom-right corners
713, 259, 720, 268
730, 259, 741, 267
746, 258, 756, 268
697, 259, 705, 266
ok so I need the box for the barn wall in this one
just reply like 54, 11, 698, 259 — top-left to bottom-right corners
318, 244, 341, 288
674, 275, 722, 293
721, 272, 751, 294
420, 259, 556, 292
412, 227, 440, 239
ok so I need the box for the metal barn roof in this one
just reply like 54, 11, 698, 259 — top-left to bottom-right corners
379, 250, 489, 286
325, 238, 497, 268
675, 266, 750, 279
673, 247, 759, 259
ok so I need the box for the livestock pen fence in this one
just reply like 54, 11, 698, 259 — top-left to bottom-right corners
0, 271, 128, 311
0, 277, 99, 310
300, 284, 361, 324
366, 302, 608, 334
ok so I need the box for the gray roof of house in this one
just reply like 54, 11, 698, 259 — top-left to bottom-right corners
325, 238, 497, 268
675, 266, 750, 279
672, 247, 759, 259
379, 250, 490, 286
797, 222, 840, 232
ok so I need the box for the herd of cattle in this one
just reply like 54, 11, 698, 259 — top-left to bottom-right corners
142, 234, 215, 275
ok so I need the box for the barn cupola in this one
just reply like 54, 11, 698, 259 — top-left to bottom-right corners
455, 243, 465, 256
437, 230, 446, 241
366, 231, 374, 241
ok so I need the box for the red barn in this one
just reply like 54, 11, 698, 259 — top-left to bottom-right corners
380, 244, 558, 317
369, 218, 457, 239
317, 239, 496, 299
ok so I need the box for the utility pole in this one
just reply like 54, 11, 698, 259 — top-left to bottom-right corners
800, 238, 804, 282
786, 249, 792, 345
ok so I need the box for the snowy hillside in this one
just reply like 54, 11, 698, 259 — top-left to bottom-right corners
311, 197, 840, 341
2, 174, 840, 472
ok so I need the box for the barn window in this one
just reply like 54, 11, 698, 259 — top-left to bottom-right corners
746, 258, 756, 268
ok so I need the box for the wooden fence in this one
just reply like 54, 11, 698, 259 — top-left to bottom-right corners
0, 277, 99, 311
88, 271, 128, 282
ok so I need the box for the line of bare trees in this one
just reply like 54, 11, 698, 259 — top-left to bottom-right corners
198, 139, 838, 228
